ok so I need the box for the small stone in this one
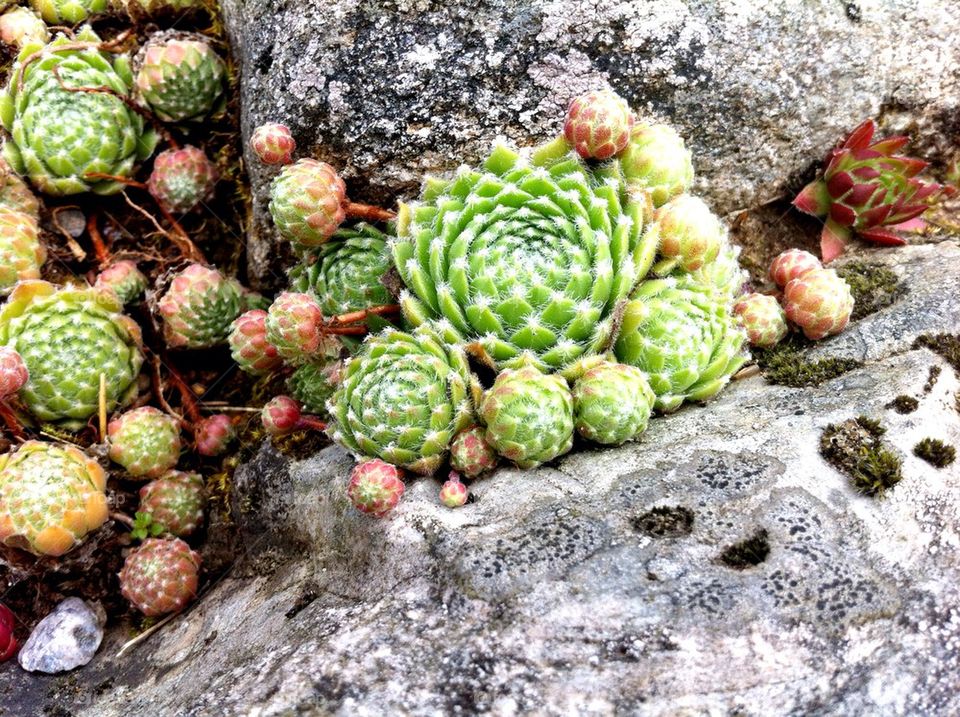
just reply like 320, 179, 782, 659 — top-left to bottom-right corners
17, 598, 105, 674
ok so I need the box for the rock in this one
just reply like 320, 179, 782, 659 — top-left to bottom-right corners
17, 598, 105, 674
219, 0, 960, 285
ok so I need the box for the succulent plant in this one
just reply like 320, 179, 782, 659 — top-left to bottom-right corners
0, 440, 108, 556
94, 260, 147, 305
147, 145, 218, 214
119, 537, 200, 616
0, 209, 44, 292
264, 291, 336, 364
0, 602, 16, 662
478, 364, 574, 469
614, 277, 747, 412
328, 328, 479, 475
269, 159, 347, 247
572, 361, 655, 445
251, 122, 295, 165
733, 293, 788, 348
347, 459, 405, 517
228, 309, 282, 376
194, 413, 234, 457
135, 34, 226, 123
0, 281, 143, 428
261, 395, 301, 436
793, 119, 954, 262
393, 144, 654, 375
617, 123, 694, 207
108, 406, 181, 479
286, 361, 340, 415
563, 89, 634, 161
111, 0, 203, 20
0, 26, 158, 195
650, 195, 725, 275
439, 472, 468, 508
782, 267, 854, 340
138, 470, 205, 537
682, 240, 748, 302
768, 248, 821, 288
0, 7, 49, 48
289, 222, 393, 316
28, 0, 107, 24
449, 424, 498, 478
0, 158, 40, 218
0, 346, 28, 397
158, 263, 245, 349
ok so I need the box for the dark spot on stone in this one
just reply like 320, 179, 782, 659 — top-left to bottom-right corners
844, 2, 862, 23
286, 587, 319, 619
631, 506, 694, 538
913, 438, 956, 468
718, 529, 770, 569
255, 44, 274, 73
886, 395, 919, 414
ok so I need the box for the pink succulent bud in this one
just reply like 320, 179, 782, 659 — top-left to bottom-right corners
733, 293, 789, 348
194, 414, 235, 456
0, 602, 17, 662
439, 471, 468, 508
768, 249, 821, 288
264, 292, 326, 363
262, 395, 301, 436
229, 309, 283, 375
347, 459, 405, 517
148, 146, 219, 214
563, 90, 634, 161
251, 123, 296, 165
0, 346, 28, 398
783, 268, 855, 340
94, 260, 148, 305
269, 159, 347, 247
449, 424, 498, 478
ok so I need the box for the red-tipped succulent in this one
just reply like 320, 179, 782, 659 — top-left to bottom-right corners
0, 602, 17, 662
347, 459, 405, 517
194, 414, 235, 457
793, 119, 954, 263
0, 346, 28, 398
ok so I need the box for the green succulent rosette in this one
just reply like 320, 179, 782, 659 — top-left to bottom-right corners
29, 0, 108, 24
392, 144, 656, 376
0, 26, 158, 196
613, 277, 747, 412
289, 222, 394, 316
572, 361, 655, 445
678, 240, 748, 302
287, 361, 340, 416
0, 281, 144, 428
328, 327, 480, 475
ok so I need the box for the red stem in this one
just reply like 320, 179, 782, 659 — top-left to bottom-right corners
329, 304, 401, 325
86, 213, 111, 266
0, 400, 24, 440
295, 416, 328, 432
83, 173, 147, 190
344, 201, 396, 223
163, 358, 203, 426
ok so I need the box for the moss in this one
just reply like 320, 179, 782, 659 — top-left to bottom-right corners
913, 438, 956, 468
820, 417, 903, 497
755, 335, 862, 387
886, 395, 919, 414
718, 528, 770, 569
913, 334, 960, 373
923, 365, 942, 394
835, 261, 902, 320
631, 506, 694, 538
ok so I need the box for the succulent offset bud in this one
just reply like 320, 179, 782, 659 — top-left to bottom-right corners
563, 89, 634, 161
733, 293, 788, 348
108, 407, 182, 479
269, 159, 347, 247
251, 123, 296, 165
572, 361, 656, 445
651, 195, 725, 275
0, 346, 28, 398
439, 472, 468, 508
449, 424, 498, 478
28, 0, 107, 24
0, 7, 49, 48
0, 602, 16, 662
261, 395, 301, 436
478, 365, 574, 469
782, 267, 854, 340
347, 459, 405, 517
147, 146, 218, 214
111, 0, 203, 20
0, 440, 108, 556
0, 159, 39, 219
685, 240, 748, 302
138, 470, 206, 537
286, 361, 340, 416
768, 249, 821, 288
264, 291, 329, 364
136, 34, 226, 123
119, 537, 200, 616
194, 413, 235, 457
158, 264, 245, 349
94, 260, 147, 305
618, 123, 694, 207
0, 208, 43, 292
228, 309, 283, 376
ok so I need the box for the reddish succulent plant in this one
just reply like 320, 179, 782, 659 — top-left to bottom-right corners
0, 346, 28, 398
0, 602, 16, 662
261, 395, 301, 436
347, 459, 405, 517
439, 471, 468, 508
147, 145, 218, 214
251, 123, 296, 165
194, 413, 235, 457
782, 267, 854, 340
768, 249, 821, 288
119, 537, 201, 616
563, 89, 634, 161
228, 309, 283, 376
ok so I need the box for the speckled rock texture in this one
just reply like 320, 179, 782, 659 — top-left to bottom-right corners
1, 240, 957, 715
219, 0, 960, 286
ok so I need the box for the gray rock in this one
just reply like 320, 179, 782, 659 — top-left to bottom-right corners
17, 598, 105, 674
219, 0, 960, 285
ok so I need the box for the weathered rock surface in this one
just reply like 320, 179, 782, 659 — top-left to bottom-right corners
17, 598, 105, 675
219, 0, 960, 286
1, 240, 957, 715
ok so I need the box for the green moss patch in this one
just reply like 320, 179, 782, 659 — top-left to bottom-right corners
820, 416, 903, 497
886, 395, 919, 414
913, 334, 960, 373
835, 261, 902, 320
913, 438, 956, 468
755, 336, 862, 388
718, 529, 770, 569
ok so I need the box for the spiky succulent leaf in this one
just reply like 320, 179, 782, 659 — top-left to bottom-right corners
135, 34, 225, 123
0, 440, 108, 556
158, 264, 245, 349
572, 361, 655, 445
679, 240, 748, 302
0, 209, 44, 291
0, 281, 143, 428
119, 537, 200, 616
